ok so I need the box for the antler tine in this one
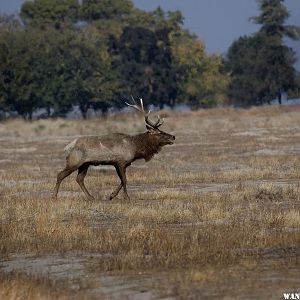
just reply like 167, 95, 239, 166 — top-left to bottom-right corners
139, 98, 145, 113
125, 95, 144, 113
156, 115, 164, 128
130, 95, 137, 105
155, 115, 164, 127
125, 97, 164, 129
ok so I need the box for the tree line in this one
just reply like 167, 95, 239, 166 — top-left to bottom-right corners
0, 0, 299, 119
225, 0, 300, 106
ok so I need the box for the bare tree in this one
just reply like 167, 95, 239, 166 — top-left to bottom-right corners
53, 98, 175, 201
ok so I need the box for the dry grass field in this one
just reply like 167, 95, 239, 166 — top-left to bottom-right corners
0, 106, 299, 299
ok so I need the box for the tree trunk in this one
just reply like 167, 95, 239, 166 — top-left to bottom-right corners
277, 90, 282, 105
80, 104, 89, 119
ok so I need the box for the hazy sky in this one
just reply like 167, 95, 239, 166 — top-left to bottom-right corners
1, 0, 299, 63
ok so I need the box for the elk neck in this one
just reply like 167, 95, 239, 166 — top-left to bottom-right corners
131, 132, 162, 162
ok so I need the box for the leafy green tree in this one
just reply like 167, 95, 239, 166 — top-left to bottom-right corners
1, 0, 233, 118
172, 33, 229, 108
20, 0, 80, 29
226, 0, 300, 106
110, 25, 178, 108
0, 28, 46, 119
37, 27, 121, 118
81, 0, 133, 21
0, 14, 22, 31
0, 22, 120, 118
0, 25, 11, 114
129, 7, 184, 30
80, 0, 134, 40
0, 15, 24, 116
60, 27, 121, 117
250, 0, 300, 41
225, 35, 263, 106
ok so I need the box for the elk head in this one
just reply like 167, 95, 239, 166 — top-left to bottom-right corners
125, 97, 175, 146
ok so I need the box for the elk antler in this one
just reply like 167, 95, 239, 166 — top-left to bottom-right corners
125, 96, 164, 129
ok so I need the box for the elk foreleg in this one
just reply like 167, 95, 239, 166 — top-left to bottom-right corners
76, 164, 94, 201
111, 163, 130, 201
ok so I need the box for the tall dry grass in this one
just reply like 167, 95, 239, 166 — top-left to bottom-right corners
0, 272, 73, 300
0, 106, 300, 298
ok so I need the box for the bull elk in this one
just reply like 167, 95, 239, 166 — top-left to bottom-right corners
53, 98, 175, 201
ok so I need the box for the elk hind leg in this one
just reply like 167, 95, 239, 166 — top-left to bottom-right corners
76, 164, 94, 201
109, 183, 122, 200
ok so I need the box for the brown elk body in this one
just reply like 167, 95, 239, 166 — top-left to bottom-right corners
53, 99, 175, 201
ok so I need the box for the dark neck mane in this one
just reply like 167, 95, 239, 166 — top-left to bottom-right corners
132, 132, 162, 161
